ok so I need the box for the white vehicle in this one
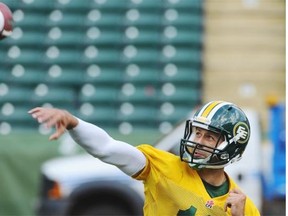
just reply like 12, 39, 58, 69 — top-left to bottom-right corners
36, 109, 262, 215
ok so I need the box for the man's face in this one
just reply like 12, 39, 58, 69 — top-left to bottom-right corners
186, 127, 224, 159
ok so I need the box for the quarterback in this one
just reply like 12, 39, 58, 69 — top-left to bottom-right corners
29, 101, 260, 216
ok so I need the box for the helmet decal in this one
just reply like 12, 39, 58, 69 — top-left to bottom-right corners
233, 122, 250, 144
196, 101, 232, 120
200, 101, 223, 117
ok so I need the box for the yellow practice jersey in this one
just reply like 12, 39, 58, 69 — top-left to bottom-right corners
134, 144, 260, 216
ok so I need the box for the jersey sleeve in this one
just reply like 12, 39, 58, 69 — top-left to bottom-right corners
133, 144, 182, 182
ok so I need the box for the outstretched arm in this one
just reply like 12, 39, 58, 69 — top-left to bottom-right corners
28, 107, 146, 176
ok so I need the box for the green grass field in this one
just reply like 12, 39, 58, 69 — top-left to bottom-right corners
0, 129, 162, 216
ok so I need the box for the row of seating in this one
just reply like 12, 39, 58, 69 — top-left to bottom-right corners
0, 0, 203, 133
5, 0, 203, 12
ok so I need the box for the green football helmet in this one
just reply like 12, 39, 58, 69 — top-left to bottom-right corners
180, 101, 250, 169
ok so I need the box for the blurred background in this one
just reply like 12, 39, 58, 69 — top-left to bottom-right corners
0, 0, 285, 215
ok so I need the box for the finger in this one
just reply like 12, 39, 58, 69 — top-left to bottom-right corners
44, 113, 64, 128
230, 188, 242, 194
49, 122, 66, 140
28, 107, 42, 114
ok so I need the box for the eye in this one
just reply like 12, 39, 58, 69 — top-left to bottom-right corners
206, 134, 216, 141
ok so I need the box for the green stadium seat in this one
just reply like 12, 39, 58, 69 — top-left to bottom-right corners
5, 46, 44, 65
121, 46, 160, 64
45, 27, 84, 47
13, 10, 49, 30
118, 103, 157, 124
43, 46, 81, 65
85, 9, 124, 28
0, 103, 34, 128
6, 65, 46, 86
123, 64, 160, 84
79, 84, 119, 104
82, 65, 122, 85
83, 27, 122, 47
45, 65, 84, 87
81, 47, 121, 65
159, 84, 200, 104
19, 0, 54, 11
5, 28, 46, 47
30, 84, 75, 106
161, 27, 203, 47
77, 103, 118, 127
160, 46, 202, 65
124, 9, 162, 27
123, 27, 161, 46
157, 103, 194, 123
161, 64, 201, 84
46, 10, 85, 29
127, 0, 162, 10
118, 83, 157, 104
0, 84, 33, 104
90, 0, 127, 11
54, 0, 92, 11
164, 0, 202, 11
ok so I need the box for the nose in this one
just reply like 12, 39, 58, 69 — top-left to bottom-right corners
194, 135, 204, 144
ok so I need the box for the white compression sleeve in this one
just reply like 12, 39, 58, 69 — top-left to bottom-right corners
68, 118, 146, 176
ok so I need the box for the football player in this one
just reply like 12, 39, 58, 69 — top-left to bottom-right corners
29, 101, 260, 215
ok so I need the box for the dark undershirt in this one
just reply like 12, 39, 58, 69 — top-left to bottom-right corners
202, 179, 229, 198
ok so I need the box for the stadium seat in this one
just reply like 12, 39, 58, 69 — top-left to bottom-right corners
43, 46, 81, 65
164, 0, 202, 11
30, 83, 75, 106
83, 27, 122, 47
159, 83, 200, 104
82, 64, 123, 85
157, 103, 194, 123
46, 10, 85, 29
123, 64, 160, 84
45, 65, 84, 87
90, 0, 127, 11
121, 45, 160, 64
79, 84, 119, 104
18, 0, 54, 12
45, 27, 84, 47
0, 103, 35, 128
160, 45, 202, 65
118, 83, 157, 104
77, 102, 118, 127
123, 26, 161, 46
162, 26, 203, 47
123, 9, 162, 28
85, 9, 124, 28
5, 46, 44, 65
0, 84, 33, 104
7, 64, 46, 86
163, 9, 203, 28
82, 47, 121, 65
118, 103, 158, 124
13, 10, 48, 30
6, 28, 46, 47
54, 0, 92, 11
161, 64, 201, 84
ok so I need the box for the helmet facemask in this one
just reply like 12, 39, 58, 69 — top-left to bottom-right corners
180, 120, 231, 169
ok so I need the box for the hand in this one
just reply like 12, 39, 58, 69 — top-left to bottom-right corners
224, 188, 246, 216
28, 107, 78, 140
